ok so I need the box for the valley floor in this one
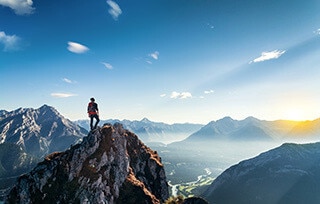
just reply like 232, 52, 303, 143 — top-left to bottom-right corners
149, 140, 283, 197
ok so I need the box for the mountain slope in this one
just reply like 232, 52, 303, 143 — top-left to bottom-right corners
0, 105, 87, 157
7, 123, 169, 204
203, 142, 320, 204
0, 143, 39, 200
0, 110, 8, 118
0, 143, 38, 178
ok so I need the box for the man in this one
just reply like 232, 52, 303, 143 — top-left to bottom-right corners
87, 97, 100, 130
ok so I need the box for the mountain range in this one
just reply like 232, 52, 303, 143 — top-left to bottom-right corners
203, 142, 320, 204
0, 105, 87, 157
2, 105, 320, 149
183, 116, 320, 142
1, 105, 320, 202
75, 118, 203, 143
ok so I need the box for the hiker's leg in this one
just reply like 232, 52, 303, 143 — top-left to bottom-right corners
94, 114, 100, 129
90, 115, 94, 130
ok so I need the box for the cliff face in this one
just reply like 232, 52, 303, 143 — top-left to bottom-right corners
7, 123, 169, 204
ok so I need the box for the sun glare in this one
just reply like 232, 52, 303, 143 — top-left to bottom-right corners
284, 109, 307, 121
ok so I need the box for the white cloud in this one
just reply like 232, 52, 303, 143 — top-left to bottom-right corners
67, 41, 89, 54
106, 0, 122, 20
101, 62, 113, 70
160, 94, 166, 98
0, 0, 34, 15
250, 50, 286, 63
204, 90, 214, 94
0, 31, 21, 51
314, 28, 320, 35
170, 91, 192, 99
149, 51, 159, 60
62, 78, 76, 84
51, 93, 77, 98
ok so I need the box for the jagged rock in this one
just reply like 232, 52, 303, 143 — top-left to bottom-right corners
6, 123, 169, 204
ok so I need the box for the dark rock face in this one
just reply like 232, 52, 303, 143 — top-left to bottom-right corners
7, 123, 169, 204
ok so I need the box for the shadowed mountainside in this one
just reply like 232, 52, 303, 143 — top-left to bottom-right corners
203, 142, 320, 204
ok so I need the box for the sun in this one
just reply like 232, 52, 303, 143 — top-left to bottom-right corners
284, 109, 307, 121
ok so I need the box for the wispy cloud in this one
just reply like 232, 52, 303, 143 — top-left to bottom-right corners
106, 0, 122, 20
146, 51, 159, 64
160, 94, 166, 98
101, 62, 113, 70
0, 0, 35, 15
314, 28, 320, 35
170, 91, 192, 99
207, 23, 214, 29
250, 50, 286, 64
204, 90, 215, 94
51, 93, 77, 98
67, 41, 89, 54
62, 78, 76, 84
149, 51, 159, 60
0, 31, 21, 51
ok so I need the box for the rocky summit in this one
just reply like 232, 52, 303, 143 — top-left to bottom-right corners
6, 123, 169, 204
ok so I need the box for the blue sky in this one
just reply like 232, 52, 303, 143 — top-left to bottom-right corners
1, 0, 320, 124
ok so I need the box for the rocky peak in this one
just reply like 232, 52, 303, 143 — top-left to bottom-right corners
7, 123, 169, 203
0, 105, 87, 157
141, 117, 152, 123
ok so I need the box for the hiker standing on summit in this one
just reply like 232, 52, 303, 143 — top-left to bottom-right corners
87, 97, 100, 130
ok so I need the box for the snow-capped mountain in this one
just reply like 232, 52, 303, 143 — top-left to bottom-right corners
0, 105, 88, 157
184, 116, 320, 142
202, 142, 320, 204
75, 118, 203, 143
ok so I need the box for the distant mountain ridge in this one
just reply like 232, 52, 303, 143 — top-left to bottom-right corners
203, 142, 320, 204
75, 118, 203, 143
184, 116, 320, 142
0, 105, 88, 157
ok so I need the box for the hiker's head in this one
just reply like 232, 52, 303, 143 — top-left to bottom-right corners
90, 97, 95, 102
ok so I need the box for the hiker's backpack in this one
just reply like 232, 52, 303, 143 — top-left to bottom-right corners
88, 102, 96, 114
